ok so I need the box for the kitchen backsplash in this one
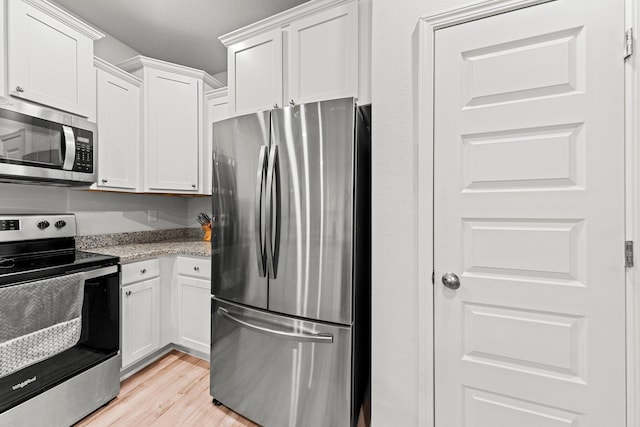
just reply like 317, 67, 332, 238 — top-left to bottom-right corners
1, 183, 211, 236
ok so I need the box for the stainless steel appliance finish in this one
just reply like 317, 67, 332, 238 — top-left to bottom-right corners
269, 99, 355, 325
0, 354, 120, 427
211, 110, 270, 310
0, 214, 120, 424
211, 98, 371, 427
0, 98, 96, 186
211, 298, 351, 427
0, 213, 76, 241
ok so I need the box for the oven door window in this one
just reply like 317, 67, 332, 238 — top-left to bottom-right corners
0, 110, 66, 170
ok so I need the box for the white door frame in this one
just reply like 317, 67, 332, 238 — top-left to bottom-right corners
626, 0, 639, 426
417, 1, 637, 426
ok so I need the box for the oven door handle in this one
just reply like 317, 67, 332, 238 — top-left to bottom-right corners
83, 265, 118, 280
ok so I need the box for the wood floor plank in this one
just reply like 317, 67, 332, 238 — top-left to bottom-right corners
74, 350, 257, 427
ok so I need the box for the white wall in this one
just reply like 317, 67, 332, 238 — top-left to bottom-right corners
212, 71, 228, 86
1, 183, 188, 235
370, 0, 474, 425
187, 196, 212, 228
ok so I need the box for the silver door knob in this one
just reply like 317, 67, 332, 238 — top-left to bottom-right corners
15, 86, 24, 93
441, 272, 460, 290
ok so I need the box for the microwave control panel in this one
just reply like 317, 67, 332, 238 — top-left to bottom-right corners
72, 130, 93, 173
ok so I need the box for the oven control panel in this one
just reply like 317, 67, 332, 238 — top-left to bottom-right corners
0, 214, 76, 242
0, 220, 19, 231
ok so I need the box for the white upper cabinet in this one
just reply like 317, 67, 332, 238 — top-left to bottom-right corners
227, 29, 282, 114
95, 58, 141, 192
220, 0, 371, 116
145, 68, 200, 192
205, 87, 230, 194
207, 87, 230, 124
7, 0, 103, 117
118, 56, 223, 194
287, 2, 358, 105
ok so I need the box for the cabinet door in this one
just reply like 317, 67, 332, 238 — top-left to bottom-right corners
96, 69, 139, 191
287, 2, 358, 104
228, 29, 282, 115
175, 275, 210, 355
211, 96, 230, 123
121, 277, 160, 368
7, 0, 93, 117
205, 93, 230, 194
146, 68, 199, 192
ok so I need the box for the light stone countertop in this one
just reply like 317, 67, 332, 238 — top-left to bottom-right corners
87, 239, 214, 263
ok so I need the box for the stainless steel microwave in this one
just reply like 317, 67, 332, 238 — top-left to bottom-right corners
0, 98, 96, 186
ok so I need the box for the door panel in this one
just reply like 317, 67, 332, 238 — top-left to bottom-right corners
146, 69, 199, 192
211, 112, 270, 310
433, 1, 625, 425
269, 98, 355, 325
210, 298, 351, 427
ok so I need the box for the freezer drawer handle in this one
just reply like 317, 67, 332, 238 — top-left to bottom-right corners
218, 307, 334, 343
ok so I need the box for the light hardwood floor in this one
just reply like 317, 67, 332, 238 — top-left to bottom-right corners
75, 350, 258, 427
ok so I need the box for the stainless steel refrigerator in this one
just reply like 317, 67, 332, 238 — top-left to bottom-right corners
210, 97, 370, 427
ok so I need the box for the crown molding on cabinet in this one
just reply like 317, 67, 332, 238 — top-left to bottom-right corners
205, 87, 228, 101
22, 0, 105, 40
94, 57, 143, 87
117, 55, 224, 89
219, 0, 355, 46
202, 74, 224, 90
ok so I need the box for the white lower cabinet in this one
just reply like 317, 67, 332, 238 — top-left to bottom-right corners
121, 259, 161, 369
174, 256, 211, 355
120, 256, 211, 372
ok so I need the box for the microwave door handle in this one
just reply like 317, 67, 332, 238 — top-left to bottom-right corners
62, 125, 75, 170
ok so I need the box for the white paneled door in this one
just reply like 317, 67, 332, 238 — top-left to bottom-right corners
433, 0, 626, 425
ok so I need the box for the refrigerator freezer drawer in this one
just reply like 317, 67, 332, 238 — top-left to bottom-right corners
210, 298, 353, 427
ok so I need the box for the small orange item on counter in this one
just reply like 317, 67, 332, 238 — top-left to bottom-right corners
202, 224, 211, 242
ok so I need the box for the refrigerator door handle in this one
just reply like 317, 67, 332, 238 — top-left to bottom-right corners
254, 145, 268, 277
266, 145, 281, 279
217, 306, 334, 344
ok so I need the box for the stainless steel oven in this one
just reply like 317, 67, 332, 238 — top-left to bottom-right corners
0, 99, 96, 186
0, 214, 120, 426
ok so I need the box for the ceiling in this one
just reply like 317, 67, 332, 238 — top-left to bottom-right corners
52, 0, 310, 77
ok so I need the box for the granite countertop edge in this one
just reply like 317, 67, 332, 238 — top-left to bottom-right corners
87, 239, 216, 263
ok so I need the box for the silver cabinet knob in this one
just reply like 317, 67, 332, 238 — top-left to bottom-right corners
101, 179, 108, 183
140, 268, 147, 274
15, 86, 24, 93
441, 272, 461, 290
192, 184, 196, 188
194, 266, 200, 271
289, 99, 295, 106
125, 290, 132, 296
273, 103, 278, 108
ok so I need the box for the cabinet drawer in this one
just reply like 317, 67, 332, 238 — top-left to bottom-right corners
176, 257, 211, 279
121, 258, 160, 285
